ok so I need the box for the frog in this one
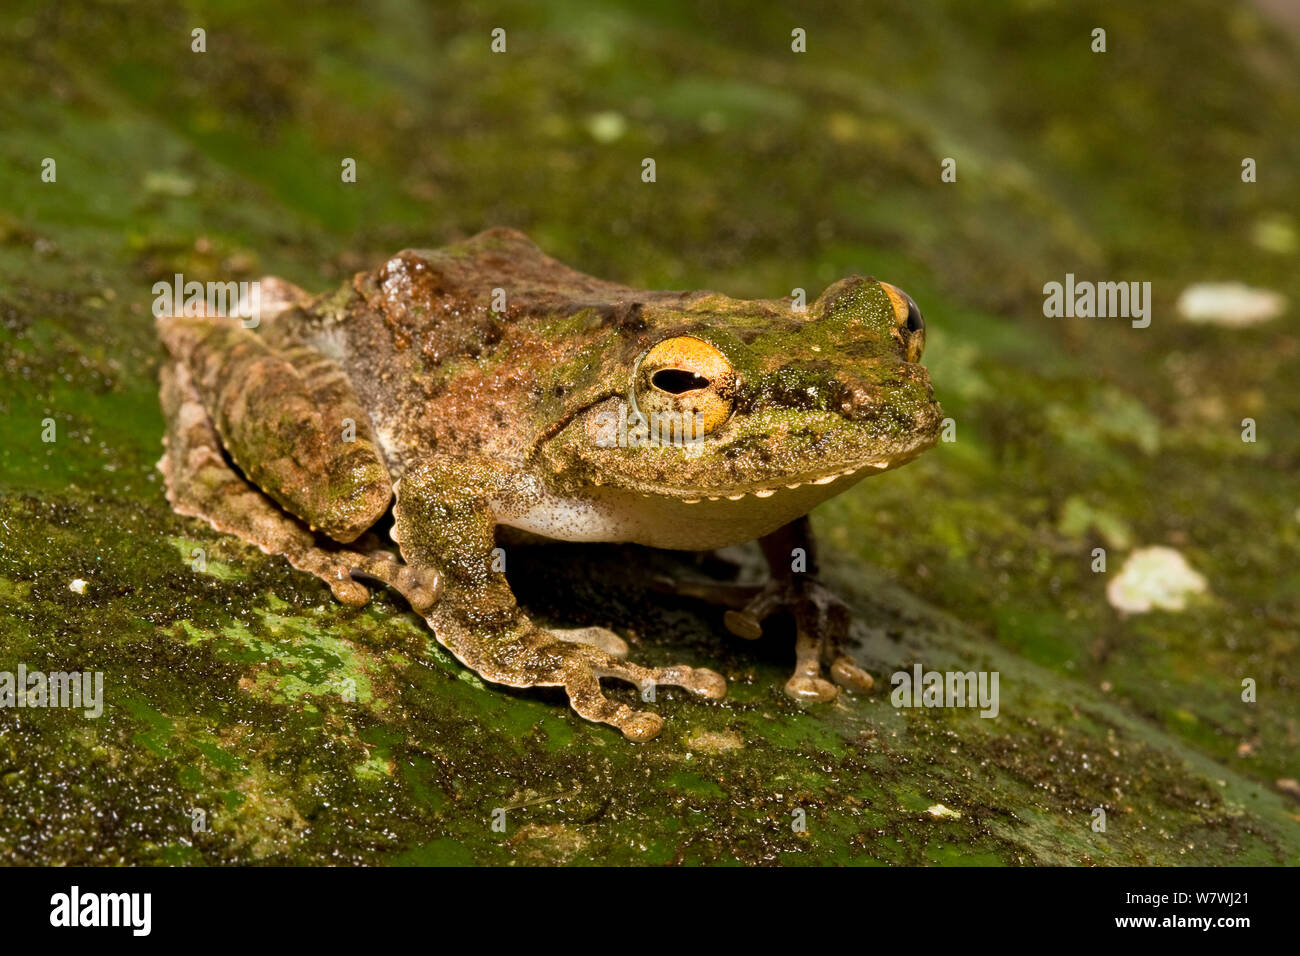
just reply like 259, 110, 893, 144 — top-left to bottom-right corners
157, 227, 941, 740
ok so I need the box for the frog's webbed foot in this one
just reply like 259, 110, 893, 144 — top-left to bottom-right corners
565, 637, 727, 741
655, 515, 875, 703
738, 576, 873, 701
429, 606, 725, 740
336, 548, 441, 612
240, 538, 438, 612
656, 572, 872, 702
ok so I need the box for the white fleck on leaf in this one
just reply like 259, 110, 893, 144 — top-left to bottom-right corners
1176, 282, 1286, 326
1107, 546, 1208, 614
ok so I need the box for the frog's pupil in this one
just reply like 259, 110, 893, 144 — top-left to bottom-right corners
653, 369, 710, 394
905, 297, 925, 333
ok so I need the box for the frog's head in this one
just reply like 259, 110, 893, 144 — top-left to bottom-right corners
538, 276, 942, 546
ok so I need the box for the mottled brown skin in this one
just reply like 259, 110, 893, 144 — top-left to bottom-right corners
157, 227, 942, 740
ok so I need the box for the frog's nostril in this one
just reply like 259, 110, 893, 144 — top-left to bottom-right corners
837, 382, 885, 422
839, 383, 869, 413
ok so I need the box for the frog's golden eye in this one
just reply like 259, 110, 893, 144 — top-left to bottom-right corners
881, 282, 926, 363
633, 336, 736, 437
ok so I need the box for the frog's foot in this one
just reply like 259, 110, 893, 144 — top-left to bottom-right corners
250, 541, 439, 611
573, 647, 727, 741
327, 549, 442, 612
160, 361, 439, 612
734, 578, 873, 702
427, 606, 725, 741
655, 572, 873, 702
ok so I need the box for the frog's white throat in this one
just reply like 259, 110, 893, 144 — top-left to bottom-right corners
494, 465, 877, 551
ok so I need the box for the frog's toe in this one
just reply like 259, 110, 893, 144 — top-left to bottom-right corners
780, 601, 875, 703
560, 664, 665, 741
548, 626, 629, 658
829, 655, 874, 691
692, 667, 728, 699
393, 566, 441, 614
793, 585, 877, 701
576, 657, 727, 739
420, 606, 724, 739
722, 608, 765, 640
326, 575, 371, 606
648, 664, 728, 699
345, 550, 441, 613
664, 570, 873, 703
289, 550, 372, 606
589, 658, 728, 703
785, 673, 839, 702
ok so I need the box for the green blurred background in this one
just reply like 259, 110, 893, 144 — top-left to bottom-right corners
0, 0, 1296, 864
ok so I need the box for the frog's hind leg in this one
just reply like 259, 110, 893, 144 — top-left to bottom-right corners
157, 312, 393, 544
159, 360, 439, 611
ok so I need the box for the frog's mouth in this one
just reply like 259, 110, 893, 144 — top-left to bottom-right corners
634, 438, 935, 504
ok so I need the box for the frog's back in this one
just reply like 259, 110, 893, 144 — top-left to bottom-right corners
267, 228, 684, 474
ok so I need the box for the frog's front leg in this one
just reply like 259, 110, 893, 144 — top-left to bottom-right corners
658, 517, 875, 702
392, 458, 726, 740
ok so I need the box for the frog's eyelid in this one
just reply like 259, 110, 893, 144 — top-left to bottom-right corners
882, 282, 925, 334
881, 282, 908, 324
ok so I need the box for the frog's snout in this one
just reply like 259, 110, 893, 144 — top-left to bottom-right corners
836, 392, 941, 441
833, 365, 940, 433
